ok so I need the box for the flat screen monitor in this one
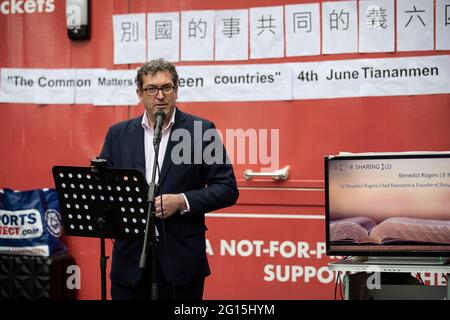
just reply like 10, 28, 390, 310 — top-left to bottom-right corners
325, 152, 450, 257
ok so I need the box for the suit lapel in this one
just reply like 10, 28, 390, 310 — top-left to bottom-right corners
130, 117, 146, 173
158, 108, 187, 186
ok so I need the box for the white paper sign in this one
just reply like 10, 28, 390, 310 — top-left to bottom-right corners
177, 63, 292, 102
285, 3, 321, 57
322, 1, 358, 54
113, 14, 146, 65
397, 0, 434, 51
0, 69, 77, 104
436, 0, 450, 50
359, 0, 395, 53
74, 69, 105, 104
0, 68, 38, 104
34, 69, 77, 104
292, 55, 450, 100
215, 9, 249, 61
181, 10, 215, 61
148, 12, 180, 62
2, 56, 449, 105
94, 70, 138, 106
250, 6, 284, 59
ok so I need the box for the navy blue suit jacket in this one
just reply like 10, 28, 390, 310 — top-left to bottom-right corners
99, 108, 238, 287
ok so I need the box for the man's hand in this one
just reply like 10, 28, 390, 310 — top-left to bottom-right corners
154, 194, 187, 219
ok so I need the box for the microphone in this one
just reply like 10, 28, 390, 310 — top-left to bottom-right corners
153, 110, 166, 146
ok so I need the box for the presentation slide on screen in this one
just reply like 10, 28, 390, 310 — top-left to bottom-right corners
328, 155, 450, 248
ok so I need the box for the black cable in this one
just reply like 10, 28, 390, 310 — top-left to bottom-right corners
154, 147, 176, 300
334, 271, 339, 300
417, 272, 425, 285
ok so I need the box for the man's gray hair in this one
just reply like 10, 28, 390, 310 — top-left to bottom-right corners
135, 58, 179, 90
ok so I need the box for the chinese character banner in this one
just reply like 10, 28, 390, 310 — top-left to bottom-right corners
112, 1, 450, 64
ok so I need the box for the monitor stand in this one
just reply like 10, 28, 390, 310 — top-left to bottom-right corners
365, 256, 450, 265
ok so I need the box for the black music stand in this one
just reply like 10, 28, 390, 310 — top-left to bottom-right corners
52, 160, 149, 300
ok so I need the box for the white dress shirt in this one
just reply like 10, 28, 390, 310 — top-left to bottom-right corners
141, 109, 190, 213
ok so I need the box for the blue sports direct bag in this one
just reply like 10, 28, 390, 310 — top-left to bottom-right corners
0, 188, 67, 256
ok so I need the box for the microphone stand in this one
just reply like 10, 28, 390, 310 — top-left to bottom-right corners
139, 119, 163, 301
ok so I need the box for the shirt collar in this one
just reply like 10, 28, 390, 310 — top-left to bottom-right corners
141, 108, 176, 132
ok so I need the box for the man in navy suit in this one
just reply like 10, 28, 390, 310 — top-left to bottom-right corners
99, 59, 239, 300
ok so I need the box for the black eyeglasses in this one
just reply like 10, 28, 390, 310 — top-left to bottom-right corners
142, 84, 175, 96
